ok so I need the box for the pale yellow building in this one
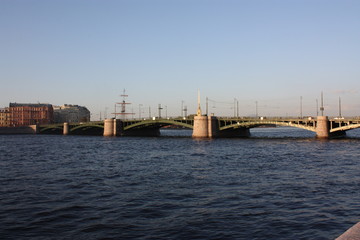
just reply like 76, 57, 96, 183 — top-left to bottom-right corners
0, 108, 10, 127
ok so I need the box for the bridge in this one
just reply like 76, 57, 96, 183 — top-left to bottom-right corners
38, 115, 360, 139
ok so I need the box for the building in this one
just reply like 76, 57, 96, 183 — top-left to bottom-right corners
0, 108, 10, 127
9, 103, 54, 126
53, 104, 90, 123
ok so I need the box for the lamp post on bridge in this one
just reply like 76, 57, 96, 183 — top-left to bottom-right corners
255, 101, 258, 118
158, 104, 163, 118
234, 98, 239, 118
300, 96, 303, 118
181, 101, 184, 117
234, 98, 236, 117
138, 104, 143, 119
237, 99, 239, 118
338, 97, 342, 118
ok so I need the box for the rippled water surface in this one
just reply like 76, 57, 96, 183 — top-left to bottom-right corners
1, 128, 360, 239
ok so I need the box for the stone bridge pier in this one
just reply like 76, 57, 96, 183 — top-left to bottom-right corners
192, 116, 249, 138
103, 119, 159, 137
63, 122, 69, 135
103, 119, 123, 136
192, 115, 209, 137
316, 116, 346, 139
316, 116, 329, 138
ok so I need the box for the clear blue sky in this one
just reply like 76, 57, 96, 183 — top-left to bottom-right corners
1, 0, 360, 119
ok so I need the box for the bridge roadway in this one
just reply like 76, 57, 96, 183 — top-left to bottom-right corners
39, 116, 360, 139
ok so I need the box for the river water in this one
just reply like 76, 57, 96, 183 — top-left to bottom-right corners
1, 127, 360, 239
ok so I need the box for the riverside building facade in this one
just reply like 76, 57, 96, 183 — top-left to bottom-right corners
0, 108, 11, 127
53, 104, 90, 123
9, 103, 54, 126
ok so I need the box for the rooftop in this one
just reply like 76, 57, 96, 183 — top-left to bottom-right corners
9, 103, 53, 108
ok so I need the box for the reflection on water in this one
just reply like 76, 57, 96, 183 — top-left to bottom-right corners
161, 126, 360, 139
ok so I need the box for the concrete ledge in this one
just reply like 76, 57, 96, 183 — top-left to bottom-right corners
336, 222, 360, 240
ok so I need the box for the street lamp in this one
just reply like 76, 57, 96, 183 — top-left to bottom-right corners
181, 101, 184, 117
300, 96, 303, 118
339, 97, 342, 118
139, 104, 143, 119
255, 101, 258, 118
158, 104, 163, 118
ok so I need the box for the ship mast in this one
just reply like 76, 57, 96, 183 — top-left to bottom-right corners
113, 89, 135, 119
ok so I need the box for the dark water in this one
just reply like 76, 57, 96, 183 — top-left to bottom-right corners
1, 127, 360, 239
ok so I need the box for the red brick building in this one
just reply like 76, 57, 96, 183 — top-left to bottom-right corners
9, 103, 54, 126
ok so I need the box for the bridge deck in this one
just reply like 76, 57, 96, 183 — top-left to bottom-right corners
39, 117, 360, 135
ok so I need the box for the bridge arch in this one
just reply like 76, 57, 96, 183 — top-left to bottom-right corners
220, 121, 317, 133
40, 126, 63, 134
70, 124, 104, 135
330, 123, 360, 133
70, 124, 104, 131
124, 119, 194, 131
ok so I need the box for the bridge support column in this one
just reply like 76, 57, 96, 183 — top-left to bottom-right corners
63, 122, 69, 135
208, 116, 219, 138
113, 119, 118, 136
30, 124, 39, 134
192, 115, 209, 138
114, 119, 124, 136
316, 116, 329, 139
104, 119, 115, 136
